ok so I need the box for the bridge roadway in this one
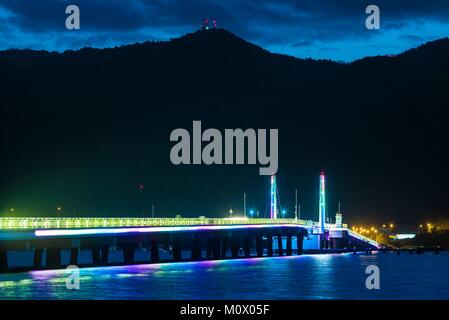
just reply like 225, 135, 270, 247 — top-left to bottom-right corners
0, 217, 319, 231
0, 217, 379, 272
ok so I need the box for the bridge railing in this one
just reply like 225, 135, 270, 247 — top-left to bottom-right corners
0, 217, 318, 230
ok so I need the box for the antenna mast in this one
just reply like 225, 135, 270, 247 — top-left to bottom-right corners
295, 189, 298, 221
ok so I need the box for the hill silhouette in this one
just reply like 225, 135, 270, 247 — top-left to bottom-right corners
0, 29, 448, 224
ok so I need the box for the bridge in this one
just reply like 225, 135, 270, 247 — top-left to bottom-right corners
0, 173, 380, 272
0, 217, 379, 272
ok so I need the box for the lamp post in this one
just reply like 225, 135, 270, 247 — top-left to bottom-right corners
243, 192, 246, 218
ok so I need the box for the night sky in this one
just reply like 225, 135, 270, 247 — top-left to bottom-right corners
0, 0, 449, 61
1, 1, 449, 227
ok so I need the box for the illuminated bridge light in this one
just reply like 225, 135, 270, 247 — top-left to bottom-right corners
35, 224, 306, 237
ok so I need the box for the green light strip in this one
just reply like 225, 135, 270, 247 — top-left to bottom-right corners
0, 217, 318, 230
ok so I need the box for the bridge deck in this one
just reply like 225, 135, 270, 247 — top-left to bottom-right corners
0, 217, 319, 230
0, 217, 377, 247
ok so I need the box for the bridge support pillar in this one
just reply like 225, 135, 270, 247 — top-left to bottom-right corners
277, 235, 284, 256
70, 248, 79, 265
205, 235, 221, 259
101, 246, 109, 265
91, 247, 101, 266
344, 238, 350, 251
33, 248, 43, 268
207, 236, 214, 259
46, 248, 61, 269
256, 234, 264, 257
231, 232, 240, 258
286, 233, 293, 256
221, 236, 229, 258
267, 233, 273, 256
243, 233, 251, 257
172, 238, 182, 261
191, 235, 202, 260
296, 232, 304, 255
0, 250, 7, 270
150, 240, 159, 263
212, 235, 221, 259
332, 239, 338, 250
319, 236, 324, 249
341, 231, 349, 250
123, 246, 135, 264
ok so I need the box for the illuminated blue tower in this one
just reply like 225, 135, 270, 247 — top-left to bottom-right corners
270, 175, 277, 219
318, 171, 326, 234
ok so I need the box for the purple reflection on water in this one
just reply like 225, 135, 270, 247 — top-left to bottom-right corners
1, 252, 448, 300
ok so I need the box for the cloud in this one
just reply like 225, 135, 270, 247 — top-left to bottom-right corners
1, 0, 449, 61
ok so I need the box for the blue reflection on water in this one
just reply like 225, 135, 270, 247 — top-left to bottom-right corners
1, 252, 448, 300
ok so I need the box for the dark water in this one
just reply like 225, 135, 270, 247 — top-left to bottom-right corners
1, 252, 448, 300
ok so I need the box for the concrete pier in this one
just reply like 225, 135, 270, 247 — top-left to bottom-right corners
100, 246, 109, 265
296, 231, 304, 255
286, 233, 293, 256
46, 248, 61, 268
191, 236, 201, 260
212, 234, 221, 259
91, 247, 101, 265
33, 248, 43, 268
206, 235, 214, 259
150, 240, 160, 262
221, 236, 229, 258
70, 248, 79, 265
0, 250, 7, 270
277, 235, 284, 256
243, 233, 251, 257
256, 234, 263, 257
172, 238, 182, 261
231, 232, 240, 258
123, 245, 135, 264
267, 233, 273, 256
